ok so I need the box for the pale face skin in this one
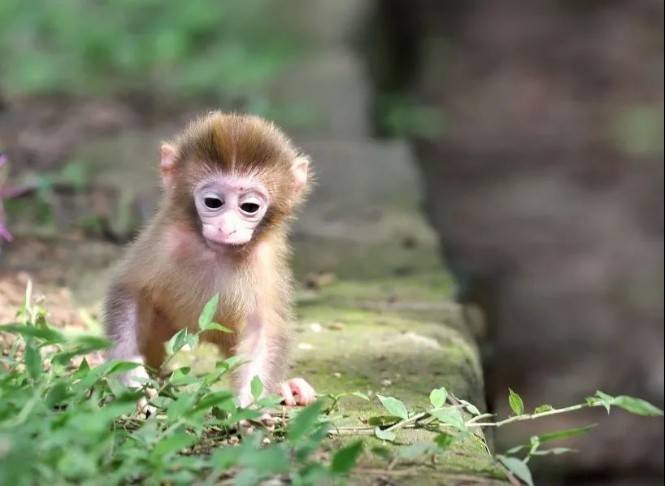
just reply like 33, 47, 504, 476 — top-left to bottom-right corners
194, 175, 269, 248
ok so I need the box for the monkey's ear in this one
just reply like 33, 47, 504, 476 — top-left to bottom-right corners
160, 143, 178, 188
291, 156, 309, 195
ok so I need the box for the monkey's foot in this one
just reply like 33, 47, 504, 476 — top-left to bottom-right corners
238, 412, 280, 436
279, 378, 316, 406
137, 387, 158, 418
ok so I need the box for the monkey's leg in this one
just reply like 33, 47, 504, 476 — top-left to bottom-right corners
141, 307, 177, 373
104, 285, 150, 388
234, 312, 315, 407
233, 312, 285, 407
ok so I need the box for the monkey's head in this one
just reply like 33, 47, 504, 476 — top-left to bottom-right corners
160, 112, 310, 249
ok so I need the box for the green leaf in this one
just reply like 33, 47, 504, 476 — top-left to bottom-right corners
52, 339, 109, 365
198, 294, 219, 330
210, 446, 241, 471
69, 334, 111, 350
232, 469, 261, 486
192, 391, 234, 413
509, 389, 525, 416
434, 432, 456, 450
506, 445, 528, 455
611, 395, 664, 417
330, 440, 363, 475
151, 433, 196, 460
367, 415, 400, 427
24, 342, 42, 380
429, 406, 467, 431
534, 404, 554, 414
227, 407, 262, 424
166, 329, 190, 355
376, 395, 409, 420
218, 355, 246, 371
352, 391, 370, 401
46, 381, 70, 407
588, 390, 615, 413
531, 447, 576, 456
105, 361, 143, 376
374, 427, 396, 442
397, 443, 435, 460
250, 376, 264, 401
202, 322, 233, 333
458, 398, 481, 416
151, 396, 174, 410
256, 394, 283, 409
293, 422, 329, 462
169, 367, 196, 386
497, 455, 534, 486
429, 387, 448, 408
587, 391, 663, 416
0, 324, 65, 343
240, 442, 290, 474
288, 401, 324, 442
297, 462, 335, 485
168, 393, 197, 421
77, 357, 90, 373
72, 360, 141, 391
186, 332, 199, 349
370, 445, 393, 461
537, 424, 597, 444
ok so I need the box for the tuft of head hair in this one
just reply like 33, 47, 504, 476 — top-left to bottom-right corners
176, 112, 298, 174
165, 112, 311, 228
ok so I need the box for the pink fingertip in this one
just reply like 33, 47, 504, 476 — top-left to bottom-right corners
280, 383, 296, 406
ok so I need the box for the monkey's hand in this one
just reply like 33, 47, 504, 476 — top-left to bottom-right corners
279, 378, 316, 406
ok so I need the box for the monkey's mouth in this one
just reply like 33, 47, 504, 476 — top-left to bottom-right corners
204, 238, 247, 251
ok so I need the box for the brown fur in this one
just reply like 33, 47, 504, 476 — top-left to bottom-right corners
167, 112, 308, 246
104, 112, 309, 394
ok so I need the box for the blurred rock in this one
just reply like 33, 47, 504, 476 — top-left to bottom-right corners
366, 0, 664, 481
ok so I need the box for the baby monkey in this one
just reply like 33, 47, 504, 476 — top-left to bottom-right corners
104, 112, 315, 407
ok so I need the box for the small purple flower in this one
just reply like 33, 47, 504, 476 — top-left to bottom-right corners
0, 152, 13, 242
0, 222, 12, 242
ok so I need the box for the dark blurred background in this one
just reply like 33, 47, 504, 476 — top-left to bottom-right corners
0, 1, 662, 484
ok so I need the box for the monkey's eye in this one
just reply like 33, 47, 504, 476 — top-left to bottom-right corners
240, 202, 261, 215
203, 196, 224, 210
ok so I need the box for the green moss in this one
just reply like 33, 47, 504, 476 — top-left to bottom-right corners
292, 234, 450, 283
287, 274, 498, 480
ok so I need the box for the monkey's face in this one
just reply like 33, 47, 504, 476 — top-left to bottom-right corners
193, 175, 269, 248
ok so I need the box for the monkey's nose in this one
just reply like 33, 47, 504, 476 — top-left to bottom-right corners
219, 225, 237, 236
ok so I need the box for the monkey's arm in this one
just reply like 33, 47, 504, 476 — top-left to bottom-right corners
104, 284, 150, 388
234, 311, 315, 407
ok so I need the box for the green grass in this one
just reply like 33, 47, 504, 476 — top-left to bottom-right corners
0, 288, 660, 485
0, 0, 297, 102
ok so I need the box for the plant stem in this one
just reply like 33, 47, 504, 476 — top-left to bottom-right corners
465, 413, 494, 424
468, 403, 590, 428
329, 428, 376, 436
385, 412, 428, 432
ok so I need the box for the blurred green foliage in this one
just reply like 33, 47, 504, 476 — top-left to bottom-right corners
0, 289, 357, 485
377, 95, 447, 140
610, 106, 664, 159
0, 0, 297, 100
1, 285, 661, 484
